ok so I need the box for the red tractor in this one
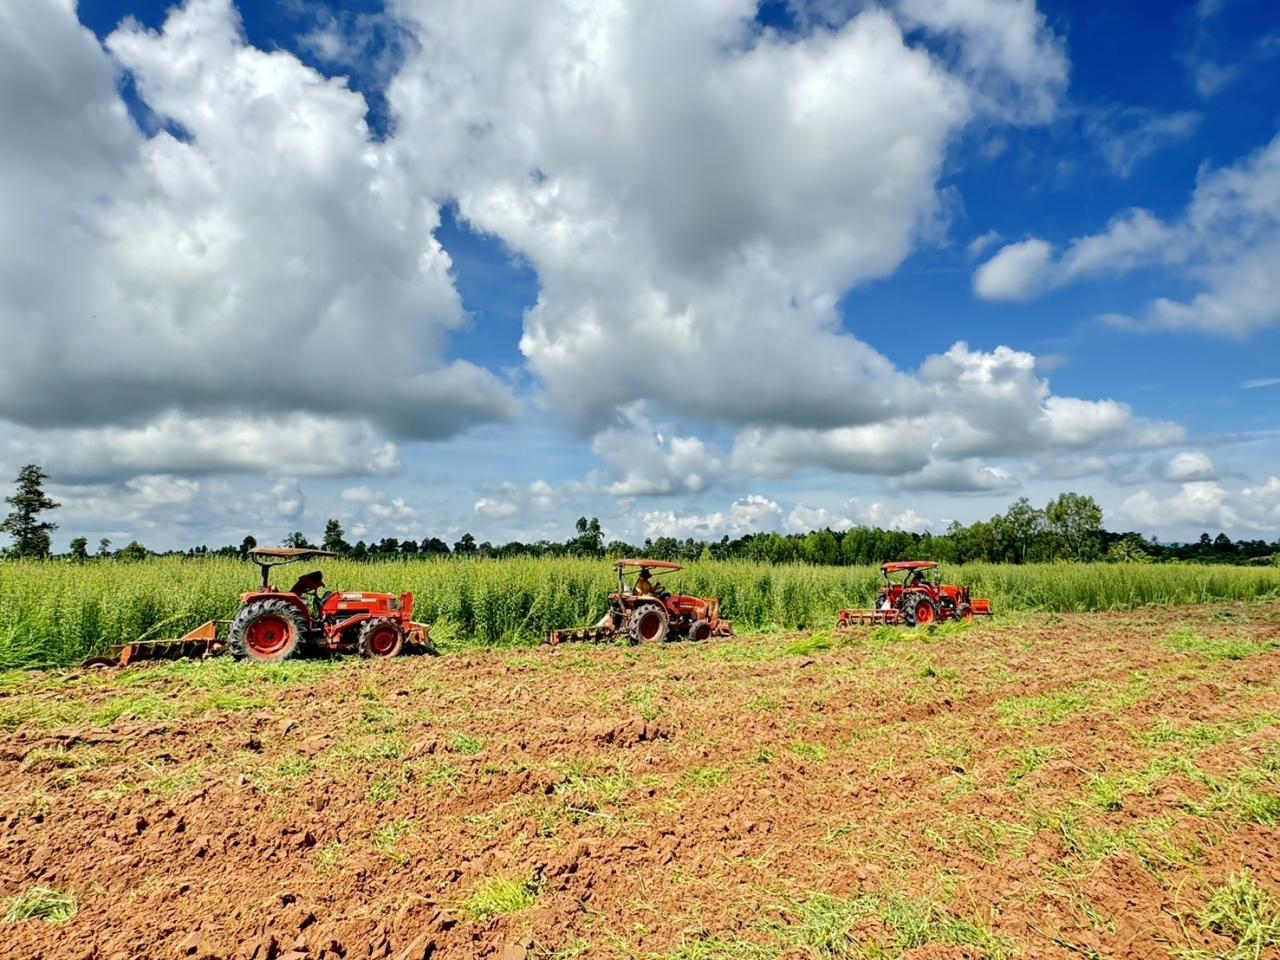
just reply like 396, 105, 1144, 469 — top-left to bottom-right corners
837, 561, 992, 628
228, 548, 432, 662
549, 559, 733, 645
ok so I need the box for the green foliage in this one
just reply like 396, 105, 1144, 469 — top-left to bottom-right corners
1191, 871, 1280, 960
1006, 746, 1056, 786
1045, 492, 1104, 561
464, 874, 538, 922
1107, 537, 1153, 563
3, 886, 76, 925
449, 732, 487, 755
370, 819, 414, 864
1, 465, 59, 559
322, 519, 349, 555
790, 742, 829, 763
995, 689, 1092, 728
0, 556, 1277, 667
1166, 627, 1268, 661
750, 892, 1014, 960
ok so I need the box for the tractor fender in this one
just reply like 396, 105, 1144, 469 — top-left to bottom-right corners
238, 591, 312, 628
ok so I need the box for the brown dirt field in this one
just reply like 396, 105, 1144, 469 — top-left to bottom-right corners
1, 604, 1279, 960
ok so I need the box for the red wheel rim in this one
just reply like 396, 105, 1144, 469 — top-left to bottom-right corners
960, 607, 973, 622
246, 614, 291, 657
368, 627, 399, 656
915, 601, 935, 625
638, 612, 662, 641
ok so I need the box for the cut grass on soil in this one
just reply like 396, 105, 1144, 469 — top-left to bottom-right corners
3, 887, 77, 925
1166, 627, 1269, 662
1184, 871, 1280, 960
1006, 746, 1056, 786
371, 820, 415, 865
995, 690, 1092, 728
465, 874, 539, 923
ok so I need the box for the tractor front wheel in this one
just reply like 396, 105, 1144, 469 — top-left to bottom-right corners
688, 619, 712, 642
956, 603, 974, 622
629, 606, 669, 644
904, 596, 938, 628
229, 599, 306, 662
358, 619, 405, 658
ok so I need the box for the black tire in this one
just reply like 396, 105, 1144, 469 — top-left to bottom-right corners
688, 619, 712, 642
229, 599, 306, 662
956, 602, 974, 622
628, 605, 669, 644
903, 595, 938, 628
358, 619, 405, 658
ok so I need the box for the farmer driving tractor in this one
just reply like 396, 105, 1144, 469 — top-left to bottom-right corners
289, 569, 329, 619
634, 567, 654, 595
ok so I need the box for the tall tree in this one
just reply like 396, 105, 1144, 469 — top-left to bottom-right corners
454, 532, 477, 555
1003, 497, 1047, 563
567, 517, 604, 556
283, 531, 314, 549
1045, 492, 1104, 560
421, 537, 450, 555
1, 465, 60, 558
69, 537, 89, 561
239, 535, 257, 558
97, 537, 112, 557
322, 518, 349, 554
117, 540, 149, 562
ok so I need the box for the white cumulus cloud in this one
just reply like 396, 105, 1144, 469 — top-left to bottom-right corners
972, 130, 1280, 336
0, 0, 515, 451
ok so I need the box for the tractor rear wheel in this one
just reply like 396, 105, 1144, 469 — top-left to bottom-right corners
904, 596, 938, 628
689, 619, 712, 642
628, 605, 669, 644
230, 599, 305, 662
358, 619, 405, 658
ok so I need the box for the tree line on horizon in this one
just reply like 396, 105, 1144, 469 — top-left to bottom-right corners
3, 464, 1277, 566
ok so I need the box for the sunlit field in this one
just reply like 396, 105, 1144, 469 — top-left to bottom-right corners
1, 557, 1278, 667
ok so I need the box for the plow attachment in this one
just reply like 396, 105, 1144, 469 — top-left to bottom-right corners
837, 609, 902, 628
85, 620, 229, 667
548, 624, 622, 646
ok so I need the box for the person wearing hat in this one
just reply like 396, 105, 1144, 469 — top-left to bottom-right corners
289, 570, 328, 620
634, 566, 654, 596
290, 570, 326, 596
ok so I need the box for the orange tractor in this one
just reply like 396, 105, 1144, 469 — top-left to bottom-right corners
549, 559, 733, 645
837, 561, 992, 628
227, 548, 432, 661
90, 547, 432, 666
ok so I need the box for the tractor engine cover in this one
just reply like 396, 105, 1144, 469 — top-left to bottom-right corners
323, 592, 400, 617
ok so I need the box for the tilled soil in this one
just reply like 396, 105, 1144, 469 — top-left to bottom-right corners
1, 604, 1279, 960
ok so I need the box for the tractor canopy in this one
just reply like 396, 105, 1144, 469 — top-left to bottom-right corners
880, 561, 938, 574
247, 547, 338, 590
248, 547, 338, 563
613, 559, 683, 572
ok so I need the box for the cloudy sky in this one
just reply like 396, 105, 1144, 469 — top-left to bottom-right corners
2, 0, 1279, 551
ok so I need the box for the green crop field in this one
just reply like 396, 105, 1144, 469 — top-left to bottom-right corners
1, 557, 1278, 668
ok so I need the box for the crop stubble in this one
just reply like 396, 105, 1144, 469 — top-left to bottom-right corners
0, 603, 1278, 959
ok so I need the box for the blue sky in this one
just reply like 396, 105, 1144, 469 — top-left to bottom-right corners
1, 0, 1278, 550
